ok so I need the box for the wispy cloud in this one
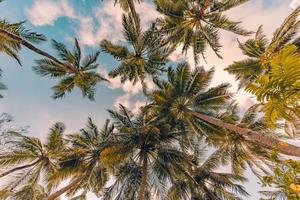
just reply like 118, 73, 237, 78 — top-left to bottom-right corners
290, 0, 300, 8
26, 0, 76, 26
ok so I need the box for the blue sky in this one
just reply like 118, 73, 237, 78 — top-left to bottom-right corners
0, 0, 299, 199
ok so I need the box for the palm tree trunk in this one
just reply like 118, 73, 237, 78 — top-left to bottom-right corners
44, 178, 81, 200
199, 0, 211, 16
189, 110, 300, 157
0, 28, 80, 74
0, 159, 40, 178
0, 28, 63, 65
127, 0, 140, 31
137, 156, 148, 200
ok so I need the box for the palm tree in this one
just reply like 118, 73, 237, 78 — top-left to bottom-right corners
154, 0, 252, 64
225, 6, 300, 89
225, 7, 300, 128
0, 184, 48, 200
45, 118, 111, 200
103, 105, 190, 200
207, 103, 278, 177
33, 38, 107, 100
146, 62, 300, 157
114, 0, 141, 30
0, 20, 46, 65
0, 122, 66, 198
100, 14, 172, 87
167, 150, 248, 200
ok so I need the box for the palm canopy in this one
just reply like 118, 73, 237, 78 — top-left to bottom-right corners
207, 103, 279, 177
167, 150, 248, 200
45, 118, 112, 200
0, 20, 46, 65
114, 0, 142, 11
0, 122, 66, 198
155, 0, 251, 64
146, 62, 300, 157
33, 38, 107, 100
147, 61, 230, 135
100, 14, 172, 87
225, 7, 300, 127
225, 6, 300, 89
103, 105, 190, 200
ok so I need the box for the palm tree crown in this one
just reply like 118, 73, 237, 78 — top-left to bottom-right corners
0, 122, 66, 199
45, 118, 111, 200
33, 38, 107, 100
103, 105, 190, 200
101, 14, 172, 87
155, 0, 251, 63
0, 20, 46, 65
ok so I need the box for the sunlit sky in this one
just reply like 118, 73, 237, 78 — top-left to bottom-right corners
0, 0, 300, 199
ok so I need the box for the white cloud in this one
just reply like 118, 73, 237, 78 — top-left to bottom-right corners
27, 0, 159, 46
77, 0, 159, 46
27, 0, 76, 26
99, 68, 154, 112
290, 0, 300, 8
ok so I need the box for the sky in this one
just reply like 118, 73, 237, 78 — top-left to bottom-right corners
0, 0, 300, 199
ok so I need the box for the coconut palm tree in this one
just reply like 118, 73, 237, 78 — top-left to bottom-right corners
0, 184, 48, 200
114, 0, 141, 30
45, 118, 112, 200
167, 150, 249, 200
100, 14, 172, 87
225, 7, 300, 128
103, 105, 190, 200
154, 0, 252, 64
206, 103, 279, 177
0, 20, 46, 65
146, 62, 300, 157
225, 6, 300, 89
33, 38, 107, 100
0, 122, 66, 198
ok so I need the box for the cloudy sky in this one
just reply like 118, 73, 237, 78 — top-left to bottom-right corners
0, 0, 300, 199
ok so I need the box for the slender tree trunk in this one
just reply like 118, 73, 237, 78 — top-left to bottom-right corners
0, 28, 77, 73
189, 110, 300, 157
203, 185, 220, 200
0, 159, 40, 178
127, 0, 140, 32
0, 28, 63, 65
199, 0, 211, 16
137, 156, 148, 200
44, 178, 81, 200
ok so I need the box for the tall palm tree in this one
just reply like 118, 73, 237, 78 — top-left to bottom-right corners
167, 150, 248, 200
154, 0, 252, 64
0, 184, 48, 200
225, 6, 300, 89
33, 38, 107, 100
114, 0, 141, 30
225, 7, 300, 128
146, 62, 300, 157
45, 118, 111, 200
0, 20, 46, 65
207, 103, 278, 177
103, 105, 190, 200
0, 122, 66, 198
101, 14, 172, 87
